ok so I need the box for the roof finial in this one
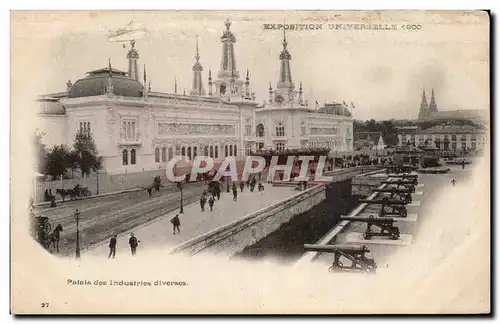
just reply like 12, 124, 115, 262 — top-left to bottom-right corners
195, 34, 200, 62
246, 69, 249, 80
143, 64, 147, 85
224, 18, 231, 31
208, 69, 212, 80
283, 25, 287, 49
108, 58, 112, 76
269, 81, 272, 91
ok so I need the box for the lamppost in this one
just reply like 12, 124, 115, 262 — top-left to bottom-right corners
75, 209, 81, 259
177, 181, 184, 214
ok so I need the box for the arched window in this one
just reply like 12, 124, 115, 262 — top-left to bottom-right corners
187, 146, 192, 159
256, 123, 264, 137
193, 146, 197, 158
234, 145, 237, 156
161, 147, 167, 162
130, 149, 136, 165
275, 123, 285, 137
168, 147, 173, 161
225, 145, 228, 157
215, 146, 219, 158
154, 148, 160, 163
204, 146, 209, 156
210, 146, 214, 158
122, 149, 128, 165
230, 145, 233, 156
181, 147, 186, 156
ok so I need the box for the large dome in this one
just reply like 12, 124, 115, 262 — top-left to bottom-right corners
67, 66, 144, 98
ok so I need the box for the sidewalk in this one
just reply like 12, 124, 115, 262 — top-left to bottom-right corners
85, 185, 296, 258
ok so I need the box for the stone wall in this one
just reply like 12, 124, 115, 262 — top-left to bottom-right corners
351, 172, 388, 196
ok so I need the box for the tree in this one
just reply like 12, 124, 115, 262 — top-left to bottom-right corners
73, 130, 103, 176
34, 131, 47, 173
44, 144, 71, 180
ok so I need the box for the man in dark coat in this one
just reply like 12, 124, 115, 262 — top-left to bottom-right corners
128, 233, 139, 256
108, 235, 117, 259
208, 196, 215, 211
171, 214, 181, 234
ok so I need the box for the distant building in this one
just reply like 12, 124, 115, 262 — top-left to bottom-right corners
398, 124, 487, 151
354, 131, 385, 152
417, 87, 487, 124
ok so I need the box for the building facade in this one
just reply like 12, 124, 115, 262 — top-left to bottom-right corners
398, 124, 487, 152
36, 19, 353, 175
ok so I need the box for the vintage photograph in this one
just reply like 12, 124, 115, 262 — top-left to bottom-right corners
10, 10, 490, 314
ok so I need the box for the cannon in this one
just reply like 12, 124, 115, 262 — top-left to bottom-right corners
303, 244, 377, 273
372, 188, 412, 203
381, 180, 416, 192
340, 215, 400, 240
359, 198, 408, 217
386, 174, 418, 185
385, 165, 418, 174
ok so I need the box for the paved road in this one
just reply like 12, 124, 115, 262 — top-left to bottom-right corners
35, 182, 211, 256
86, 185, 297, 259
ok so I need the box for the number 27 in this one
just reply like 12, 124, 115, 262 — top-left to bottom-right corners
41, 302, 49, 308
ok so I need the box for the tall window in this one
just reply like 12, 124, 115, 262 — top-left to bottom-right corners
80, 121, 91, 134
187, 147, 192, 159
130, 149, 136, 165
215, 146, 219, 158
181, 147, 186, 156
275, 123, 285, 137
193, 146, 198, 158
245, 125, 252, 136
229, 145, 233, 156
245, 144, 252, 155
161, 147, 166, 162
154, 148, 160, 163
233, 145, 237, 156
256, 124, 264, 137
451, 135, 457, 141
301, 122, 306, 136
122, 149, 128, 165
276, 142, 285, 151
210, 145, 214, 158
168, 147, 173, 161
204, 146, 209, 156
225, 145, 228, 157
122, 120, 137, 139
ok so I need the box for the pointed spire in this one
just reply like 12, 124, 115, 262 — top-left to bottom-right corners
429, 88, 438, 112
143, 64, 147, 85
108, 58, 112, 76
269, 82, 272, 91
195, 34, 200, 62
246, 69, 249, 80
208, 69, 212, 81
148, 81, 151, 92
283, 27, 287, 49
299, 81, 303, 92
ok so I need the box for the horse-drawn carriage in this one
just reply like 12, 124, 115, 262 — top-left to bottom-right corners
56, 184, 91, 201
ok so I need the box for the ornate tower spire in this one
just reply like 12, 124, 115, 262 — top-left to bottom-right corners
418, 87, 429, 119
268, 81, 273, 103
106, 58, 114, 95
298, 81, 304, 103
245, 69, 250, 97
190, 35, 206, 96
277, 28, 293, 90
127, 40, 140, 81
218, 19, 239, 79
208, 69, 213, 96
429, 88, 438, 112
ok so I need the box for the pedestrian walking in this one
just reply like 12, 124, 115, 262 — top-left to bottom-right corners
108, 234, 117, 259
208, 196, 215, 211
232, 183, 238, 201
147, 187, 152, 199
200, 194, 207, 211
171, 214, 181, 234
239, 181, 244, 193
128, 233, 139, 256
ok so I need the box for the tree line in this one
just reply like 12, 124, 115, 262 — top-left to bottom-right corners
353, 119, 399, 146
35, 130, 103, 180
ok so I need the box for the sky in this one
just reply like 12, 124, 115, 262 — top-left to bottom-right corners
11, 11, 490, 121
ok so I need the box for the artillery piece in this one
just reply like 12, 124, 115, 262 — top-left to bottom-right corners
381, 180, 416, 193
386, 165, 418, 174
386, 174, 418, 185
359, 197, 408, 217
340, 215, 400, 240
303, 244, 377, 273
372, 187, 413, 204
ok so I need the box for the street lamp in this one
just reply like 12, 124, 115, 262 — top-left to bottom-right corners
176, 181, 184, 214
75, 209, 81, 259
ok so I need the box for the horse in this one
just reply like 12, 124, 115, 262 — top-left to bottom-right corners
56, 188, 71, 202
46, 224, 63, 253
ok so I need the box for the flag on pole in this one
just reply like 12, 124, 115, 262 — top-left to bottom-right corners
174, 77, 178, 94
315, 100, 320, 110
